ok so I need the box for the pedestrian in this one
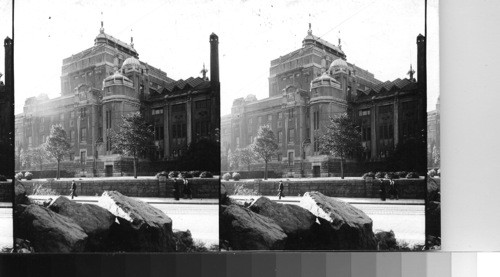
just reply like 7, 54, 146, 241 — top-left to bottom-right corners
277, 181, 285, 200
389, 177, 399, 200
379, 178, 386, 201
173, 178, 180, 201
183, 178, 192, 199
70, 180, 78, 199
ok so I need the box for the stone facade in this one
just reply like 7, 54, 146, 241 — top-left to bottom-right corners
15, 24, 220, 177
427, 96, 440, 167
221, 27, 426, 177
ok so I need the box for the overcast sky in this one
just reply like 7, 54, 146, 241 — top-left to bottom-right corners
7, 0, 438, 115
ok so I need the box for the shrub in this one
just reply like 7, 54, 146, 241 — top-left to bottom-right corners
375, 230, 397, 250
168, 171, 180, 179
384, 172, 399, 179
200, 171, 213, 178
406, 172, 419, 179
232, 172, 241, 181
15, 172, 23, 180
233, 184, 260, 196
427, 169, 437, 177
362, 172, 375, 179
0, 175, 7, 181
375, 172, 386, 179
437, 168, 441, 176
395, 171, 408, 178
222, 173, 231, 181
155, 171, 168, 178
190, 171, 201, 178
178, 171, 193, 179
24, 172, 33, 180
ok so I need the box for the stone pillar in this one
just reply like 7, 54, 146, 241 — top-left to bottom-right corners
186, 98, 192, 145
163, 105, 170, 158
393, 99, 399, 146
370, 104, 377, 159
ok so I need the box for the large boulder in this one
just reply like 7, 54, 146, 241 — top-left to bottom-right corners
16, 204, 88, 252
97, 191, 176, 252
48, 196, 115, 251
248, 196, 316, 236
220, 204, 287, 250
299, 191, 377, 250
14, 181, 30, 206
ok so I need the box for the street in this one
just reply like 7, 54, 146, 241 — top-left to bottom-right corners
352, 203, 425, 247
150, 203, 219, 247
0, 206, 13, 250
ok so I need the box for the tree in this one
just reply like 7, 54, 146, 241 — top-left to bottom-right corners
228, 146, 258, 171
19, 148, 32, 170
227, 148, 240, 171
316, 113, 362, 179
31, 145, 51, 171
239, 146, 258, 171
251, 125, 278, 180
45, 124, 71, 180
110, 112, 153, 178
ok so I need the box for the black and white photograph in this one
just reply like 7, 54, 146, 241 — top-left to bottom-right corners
12, 0, 221, 252
220, 0, 439, 251
0, 0, 14, 253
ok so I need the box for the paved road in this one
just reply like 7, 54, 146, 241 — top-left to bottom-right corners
150, 203, 219, 247
352, 204, 425, 246
0, 206, 13, 250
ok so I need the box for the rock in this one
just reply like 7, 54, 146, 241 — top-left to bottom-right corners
427, 177, 440, 202
248, 196, 316, 236
299, 191, 377, 250
48, 196, 115, 251
14, 181, 30, 205
220, 204, 287, 250
375, 230, 397, 250
173, 229, 195, 252
97, 191, 176, 252
16, 204, 88, 252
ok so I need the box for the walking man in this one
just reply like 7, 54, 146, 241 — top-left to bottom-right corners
277, 181, 285, 200
389, 177, 399, 200
183, 178, 192, 199
70, 180, 78, 199
379, 178, 386, 201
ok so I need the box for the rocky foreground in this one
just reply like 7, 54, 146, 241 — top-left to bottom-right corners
14, 181, 194, 253
220, 191, 378, 250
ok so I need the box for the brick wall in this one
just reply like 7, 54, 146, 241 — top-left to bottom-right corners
222, 178, 425, 199
0, 181, 12, 202
19, 178, 219, 199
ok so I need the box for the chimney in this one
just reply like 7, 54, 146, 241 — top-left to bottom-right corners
3, 37, 14, 177
416, 34, 426, 90
209, 33, 219, 86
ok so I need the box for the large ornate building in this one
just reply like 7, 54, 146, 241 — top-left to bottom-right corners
221, 26, 426, 177
15, 24, 220, 177
427, 96, 440, 167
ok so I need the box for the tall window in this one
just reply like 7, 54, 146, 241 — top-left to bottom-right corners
378, 105, 394, 158
106, 110, 112, 129
80, 127, 87, 142
288, 109, 294, 119
287, 128, 295, 143
80, 151, 87, 164
277, 131, 283, 143
288, 151, 294, 166
313, 110, 320, 130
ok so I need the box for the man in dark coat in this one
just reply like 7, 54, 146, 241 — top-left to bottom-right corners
389, 178, 399, 200
70, 180, 78, 199
173, 178, 180, 200
183, 178, 192, 199
379, 178, 386, 201
277, 181, 285, 200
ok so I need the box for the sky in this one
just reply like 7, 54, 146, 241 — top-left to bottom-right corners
8, 0, 438, 115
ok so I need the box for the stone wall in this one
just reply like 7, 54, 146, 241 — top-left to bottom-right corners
0, 181, 12, 202
222, 178, 425, 199
19, 178, 219, 199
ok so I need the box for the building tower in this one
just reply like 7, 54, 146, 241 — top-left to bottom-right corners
209, 33, 220, 143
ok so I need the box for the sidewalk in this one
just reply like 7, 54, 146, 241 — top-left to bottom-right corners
229, 195, 424, 205
28, 195, 219, 205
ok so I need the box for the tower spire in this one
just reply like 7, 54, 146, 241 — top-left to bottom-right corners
338, 30, 342, 50
100, 12, 104, 33
308, 22, 312, 35
201, 63, 208, 80
130, 29, 134, 48
407, 64, 416, 81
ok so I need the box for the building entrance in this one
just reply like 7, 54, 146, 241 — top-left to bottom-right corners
313, 166, 321, 177
105, 165, 113, 177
